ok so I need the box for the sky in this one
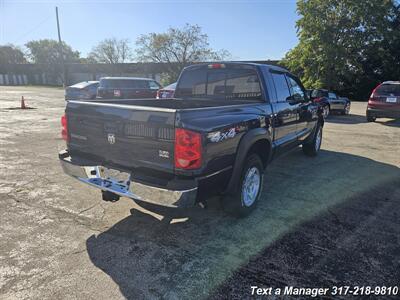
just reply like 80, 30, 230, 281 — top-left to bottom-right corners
0, 0, 300, 61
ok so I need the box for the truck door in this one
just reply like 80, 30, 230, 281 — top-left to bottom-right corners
285, 75, 313, 141
270, 71, 299, 154
129, 80, 149, 98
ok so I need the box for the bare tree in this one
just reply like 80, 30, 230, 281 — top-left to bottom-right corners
135, 24, 231, 81
88, 38, 132, 64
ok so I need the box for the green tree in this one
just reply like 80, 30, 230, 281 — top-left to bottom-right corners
0, 44, 27, 64
25, 39, 80, 64
135, 24, 231, 81
25, 39, 80, 84
282, 0, 400, 100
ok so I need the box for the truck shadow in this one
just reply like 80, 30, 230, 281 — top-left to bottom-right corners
86, 149, 400, 299
375, 119, 400, 127
326, 114, 400, 127
210, 177, 400, 299
325, 114, 367, 124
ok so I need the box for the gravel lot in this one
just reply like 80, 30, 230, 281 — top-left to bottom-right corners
0, 86, 399, 299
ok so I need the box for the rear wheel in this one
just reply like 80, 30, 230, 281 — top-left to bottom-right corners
302, 124, 322, 156
366, 112, 376, 122
222, 154, 264, 217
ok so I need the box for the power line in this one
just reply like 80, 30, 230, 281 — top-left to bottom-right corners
12, 14, 52, 44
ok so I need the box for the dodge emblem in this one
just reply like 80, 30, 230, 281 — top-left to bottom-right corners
107, 133, 116, 144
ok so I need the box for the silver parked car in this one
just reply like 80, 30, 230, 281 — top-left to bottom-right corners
65, 81, 99, 100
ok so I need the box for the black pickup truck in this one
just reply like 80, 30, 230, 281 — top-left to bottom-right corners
59, 63, 323, 216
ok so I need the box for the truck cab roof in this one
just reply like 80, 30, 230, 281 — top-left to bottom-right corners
184, 62, 288, 73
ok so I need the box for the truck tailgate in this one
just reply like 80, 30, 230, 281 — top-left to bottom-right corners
66, 101, 176, 174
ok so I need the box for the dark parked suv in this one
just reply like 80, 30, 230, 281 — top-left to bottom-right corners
97, 77, 162, 99
367, 81, 400, 122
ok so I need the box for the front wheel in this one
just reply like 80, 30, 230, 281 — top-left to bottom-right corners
302, 124, 322, 156
323, 105, 330, 118
342, 103, 351, 115
222, 154, 264, 217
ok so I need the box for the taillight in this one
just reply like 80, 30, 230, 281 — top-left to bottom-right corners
174, 128, 202, 170
369, 84, 381, 102
156, 90, 161, 99
61, 114, 69, 142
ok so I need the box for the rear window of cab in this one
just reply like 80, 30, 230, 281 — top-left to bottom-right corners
175, 66, 262, 101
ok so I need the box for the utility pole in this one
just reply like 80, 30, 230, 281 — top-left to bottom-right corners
56, 6, 67, 87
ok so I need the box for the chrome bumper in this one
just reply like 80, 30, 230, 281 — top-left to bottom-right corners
59, 151, 197, 208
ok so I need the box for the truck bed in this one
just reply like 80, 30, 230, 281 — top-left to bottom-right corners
65, 98, 258, 180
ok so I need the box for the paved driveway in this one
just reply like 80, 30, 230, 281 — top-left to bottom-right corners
0, 86, 399, 299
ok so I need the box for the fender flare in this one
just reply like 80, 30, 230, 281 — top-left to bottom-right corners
225, 128, 272, 194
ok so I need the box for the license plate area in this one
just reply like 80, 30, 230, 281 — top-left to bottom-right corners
386, 97, 397, 103
114, 90, 121, 97
99, 167, 131, 183
83, 166, 132, 195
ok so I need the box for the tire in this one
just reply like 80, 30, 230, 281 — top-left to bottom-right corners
222, 154, 264, 217
342, 103, 351, 115
323, 105, 330, 118
302, 124, 322, 157
366, 112, 376, 122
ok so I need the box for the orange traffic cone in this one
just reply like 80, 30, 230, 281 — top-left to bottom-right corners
21, 96, 26, 109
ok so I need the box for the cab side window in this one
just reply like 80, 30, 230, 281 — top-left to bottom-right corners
271, 73, 291, 103
148, 80, 160, 90
312, 90, 325, 98
328, 92, 337, 99
287, 76, 306, 102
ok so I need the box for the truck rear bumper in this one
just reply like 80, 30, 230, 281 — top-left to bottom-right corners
59, 150, 197, 208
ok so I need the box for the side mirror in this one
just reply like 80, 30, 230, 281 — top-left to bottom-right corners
287, 94, 306, 104
286, 97, 299, 105
308, 90, 317, 100
286, 95, 295, 103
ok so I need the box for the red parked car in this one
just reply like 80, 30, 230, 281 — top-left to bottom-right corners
367, 81, 400, 122
156, 82, 176, 99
